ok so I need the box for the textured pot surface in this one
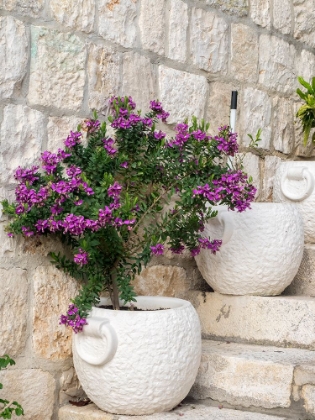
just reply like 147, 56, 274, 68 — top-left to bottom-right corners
73, 296, 201, 415
195, 203, 304, 295
273, 161, 315, 243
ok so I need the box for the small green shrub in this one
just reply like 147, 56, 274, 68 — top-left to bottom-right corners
0, 356, 24, 419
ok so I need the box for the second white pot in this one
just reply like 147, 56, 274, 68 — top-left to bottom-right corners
195, 203, 304, 296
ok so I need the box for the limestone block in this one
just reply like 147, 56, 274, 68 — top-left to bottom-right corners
98, 0, 137, 48
0, 268, 28, 356
261, 155, 281, 201
293, 0, 315, 48
59, 402, 288, 419
33, 265, 78, 360
0, 16, 28, 99
240, 87, 272, 149
273, 0, 291, 35
0, 0, 44, 17
301, 385, 315, 415
0, 369, 55, 420
59, 366, 86, 404
239, 152, 260, 197
231, 24, 258, 83
50, 0, 96, 33
158, 66, 208, 124
259, 35, 296, 94
88, 44, 121, 111
191, 341, 315, 408
47, 116, 82, 152
205, 0, 248, 16
295, 50, 315, 88
188, 291, 315, 349
272, 97, 294, 154
285, 245, 315, 297
133, 265, 188, 296
0, 104, 45, 185
294, 364, 315, 386
167, 0, 188, 63
250, 0, 271, 28
139, 0, 165, 55
190, 8, 228, 74
206, 81, 236, 135
121, 52, 156, 113
28, 26, 86, 111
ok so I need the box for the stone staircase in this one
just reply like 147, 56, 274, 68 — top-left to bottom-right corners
58, 289, 315, 419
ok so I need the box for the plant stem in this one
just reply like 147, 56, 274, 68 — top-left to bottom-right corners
110, 260, 120, 310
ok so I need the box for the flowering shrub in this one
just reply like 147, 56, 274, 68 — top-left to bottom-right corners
0, 355, 24, 418
1, 97, 256, 332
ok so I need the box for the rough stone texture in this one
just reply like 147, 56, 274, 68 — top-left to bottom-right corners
0, 16, 28, 99
98, 0, 137, 48
0, 369, 55, 420
261, 155, 281, 201
191, 340, 315, 408
73, 297, 201, 414
250, 0, 271, 28
50, 0, 96, 33
0, 104, 45, 185
205, 0, 248, 16
59, 366, 86, 404
133, 265, 188, 297
259, 35, 296, 95
188, 291, 315, 349
0, 0, 44, 17
301, 385, 315, 415
0, 268, 28, 356
294, 364, 315, 386
139, 0, 165, 55
240, 87, 272, 149
88, 44, 121, 111
293, 0, 315, 48
240, 152, 261, 197
33, 265, 78, 360
206, 81, 236, 135
158, 66, 208, 124
285, 245, 315, 296
231, 24, 258, 83
47, 116, 82, 152
272, 97, 294, 154
121, 52, 156, 113
28, 26, 86, 111
167, 0, 188, 63
190, 8, 228, 74
273, 0, 291, 35
295, 50, 315, 92
59, 402, 288, 419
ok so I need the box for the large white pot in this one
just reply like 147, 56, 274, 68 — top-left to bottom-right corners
73, 296, 201, 415
195, 203, 304, 295
273, 161, 315, 243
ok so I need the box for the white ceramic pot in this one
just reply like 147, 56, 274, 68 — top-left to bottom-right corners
195, 203, 304, 296
73, 296, 201, 415
273, 161, 315, 243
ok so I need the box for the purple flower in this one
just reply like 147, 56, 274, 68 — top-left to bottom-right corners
192, 130, 207, 141
35, 219, 49, 233
98, 206, 112, 226
7, 233, 14, 238
142, 118, 153, 127
74, 199, 83, 206
198, 238, 222, 254
150, 243, 164, 255
41, 151, 59, 174
64, 131, 82, 148
74, 249, 89, 266
103, 138, 117, 156
149, 100, 169, 122
120, 161, 128, 169
190, 247, 200, 257
83, 119, 100, 133
15, 204, 25, 215
21, 226, 34, 237
169, 245, 185, 254
60, 304, 88, 333
108, 181, 122, 199
66, 165, 82, 178
62, 214, 86, 236
14, 166, 39, 184
154, 130, 166, 140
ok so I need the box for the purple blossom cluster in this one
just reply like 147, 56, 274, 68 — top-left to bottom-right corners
167, 123, 190, 148
150, 243, 164, 255
15, 184, 49, 213
14, 166, 39, 184
74, 248, 89, 266
103, 138, 117, 156
83, 119, 100, 133
60, 304, 88, 333
169, 244, 185, 254
149, 100, 169, 122
193, 170, 256, 212
64, 131, 82, 148
41, 149, 71, 174
212, 126, 239, 156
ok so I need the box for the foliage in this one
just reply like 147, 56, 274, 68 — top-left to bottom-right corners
296, 76, 315, 145
1, 96, 256, 331
0, 356, 24, 419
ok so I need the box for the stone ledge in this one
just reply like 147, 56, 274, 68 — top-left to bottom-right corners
58, 401, 288, 419
186, 291, 315, 349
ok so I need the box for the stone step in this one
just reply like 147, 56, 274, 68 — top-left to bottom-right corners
284, 244, 315, 296
190, 339, 315, 415
186, 291, 315, 350
58, 401, 290, 420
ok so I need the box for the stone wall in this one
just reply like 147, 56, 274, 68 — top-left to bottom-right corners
0, 0, 315, 419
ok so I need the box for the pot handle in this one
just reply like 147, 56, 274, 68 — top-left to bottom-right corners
217, 211, 234, 246
281, 166, 314, 202
74, 317, 118, 366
